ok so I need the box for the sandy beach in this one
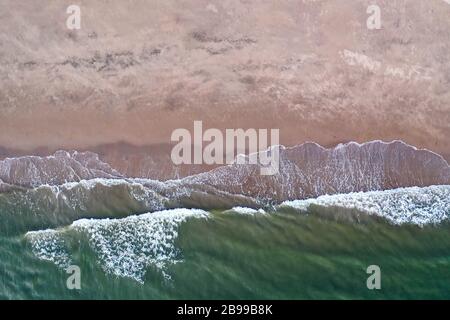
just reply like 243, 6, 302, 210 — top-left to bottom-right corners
2, 1, 450, 301
0, 0, 449, 161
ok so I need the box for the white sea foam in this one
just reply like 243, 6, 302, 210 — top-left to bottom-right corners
26, 208, 208, 283
25, 229, 72, 268
22, 185, 450, 284
225, 207, 267, 215
57, 178, 130, 190
280, 185, 450, 226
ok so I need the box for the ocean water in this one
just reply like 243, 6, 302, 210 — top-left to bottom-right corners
1, 184, 450, 299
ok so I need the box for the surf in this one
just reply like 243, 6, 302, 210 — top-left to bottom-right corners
22, 185, 450, 284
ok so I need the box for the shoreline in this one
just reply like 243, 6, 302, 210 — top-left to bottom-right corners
1, 138, 449, 165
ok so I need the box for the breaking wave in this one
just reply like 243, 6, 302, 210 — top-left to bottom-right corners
0, 177, 258, 232
25, 229, 72, 268
3, 141, 450, 284
3, 180, 450, 233
1, 140, 450, 232
280, 185, 450, 226
23, 185, 450, 283
25, 208, 208, 283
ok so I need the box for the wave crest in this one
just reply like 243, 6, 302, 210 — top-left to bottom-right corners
25, 208, 208, 283
280, 185, 450, 226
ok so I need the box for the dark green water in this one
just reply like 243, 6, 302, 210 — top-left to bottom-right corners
1, 209, 450, 299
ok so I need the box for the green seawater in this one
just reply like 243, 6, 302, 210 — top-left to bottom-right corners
1, 208, 450, 300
